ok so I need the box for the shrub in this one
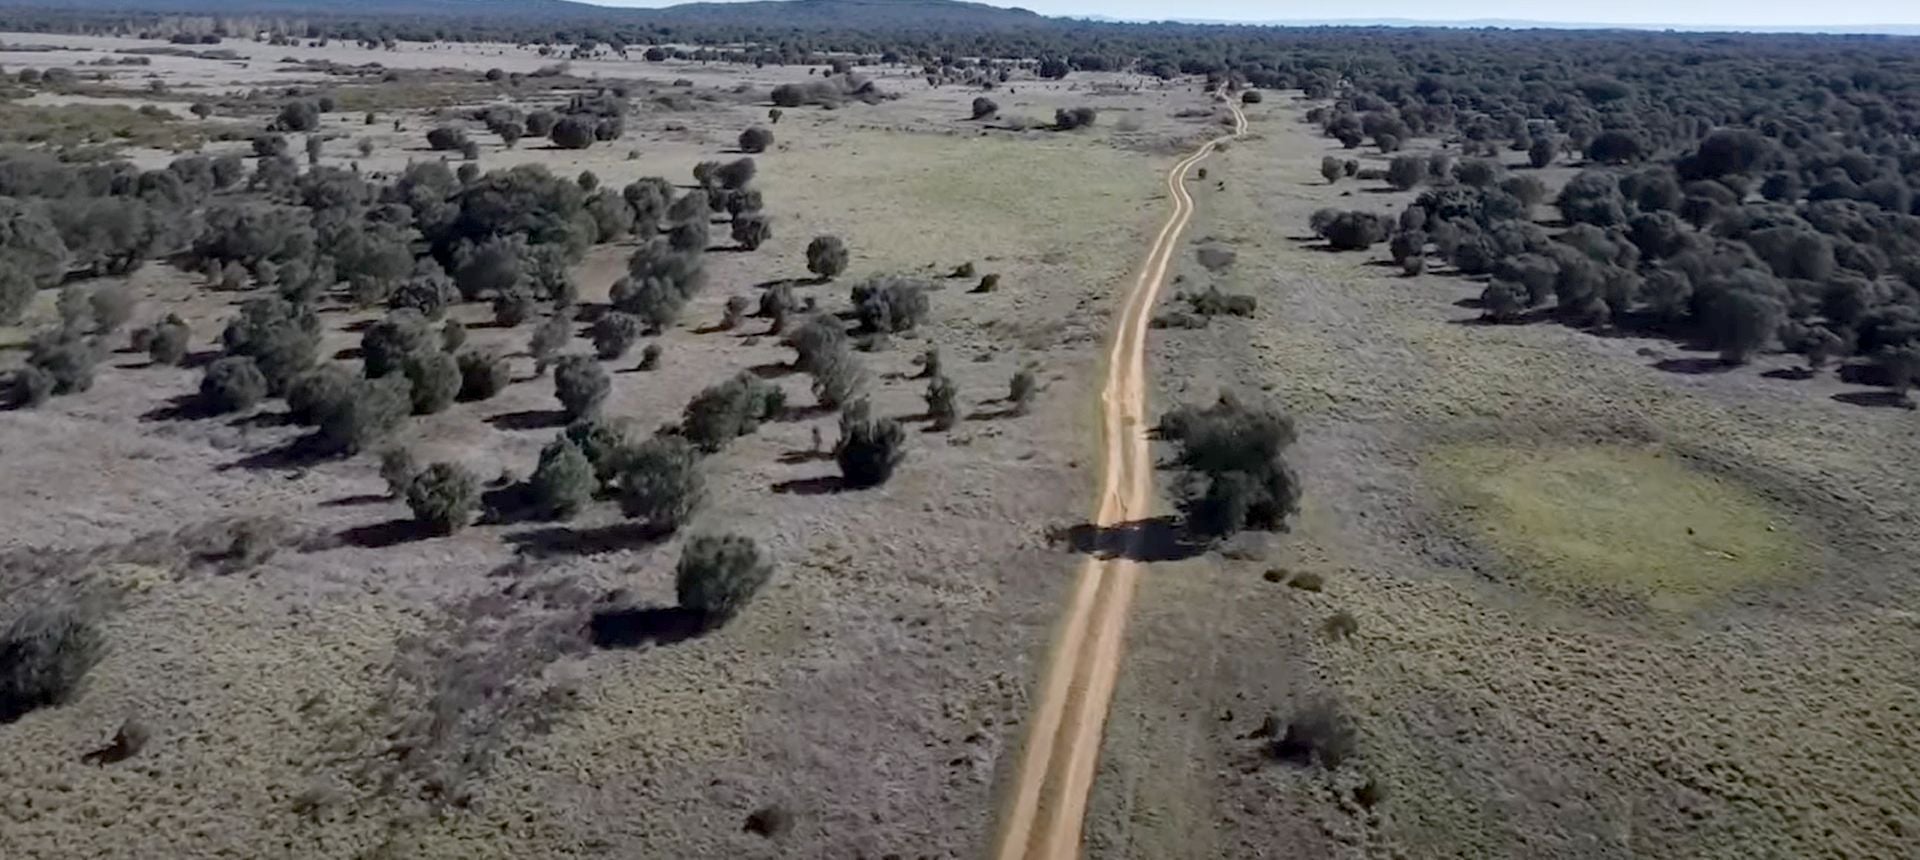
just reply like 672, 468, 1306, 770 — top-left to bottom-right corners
492, 287, 535, 327
0, 603, 105, 723
611, 275, 687, 333
440, 319, 467, 352
675, 534, 774, 625
806, 235, 849, 280
1528, 136, 1555, 168
1241, 89, 1263, 104
221, 297, 320, 393
1054, 106, 1098, 130
975, 274, 1000, 293
768, 108, 783, 123
836, 413, 905, 488
639, 343, 662, 370
9, 366, 54, 408
851, 276, 930, 333
286, 363, 356, 425
148, 315, 191, 366
739, 126, 774, 153
669, 218, 709, 252
1319, 156, 1341, 184
530, 436, 594, 519
926, 374, 960, 430
390, 265, 459, 319
1160, 393, 1302, 538
722, 296, 750, 330
809, 344, 868, 408
88, 285, 134, 334
28, 331, 97, 395
277, 100, 319, 132
971, 97, 999, 119
549, 116, 595, 149
1267, 699, 1355, 768
1386, 155, 1426, 190
425, 126, 469, 152
317, 374, 410, 455
553, 354, 610, 421
682, 372, 784, 451
406, 462, 479, 535
403, 350, 460, 414
1480, 280, 1528, 322
785, 313, 848, 371
1706, 287, 1785, 364
732, 213, 772, 250
618, 435, 705, 532
1314, 211, 1389, 251
529, 314, 572, 374
591, 312, 642, 360
457, 349, 511, 401
361, 309, 433, 378
380, 447, 417, 499
1009, 368, 1037, 414
200, 356, 268, 412
525, 110, 555, 137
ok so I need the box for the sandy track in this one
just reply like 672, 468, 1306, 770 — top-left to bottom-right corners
994, 94, 1247, 860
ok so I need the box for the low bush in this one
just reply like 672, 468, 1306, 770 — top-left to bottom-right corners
530, 436, 594, 520
851, 276, 930, 333
457, 349, 511, 401
147, 315, 191, 366
591, 311, 642, 360
553, 354, 610, 421
738, 126, 774, 153
836, 412, 905, 488
617, 435, 705, 532
405, 462, 479, 535
682, 372, 784, 451
675, 533, 774, 626
317, 374, 410, 455
0, 603, 105, 723
806, 235, 848, 280
403, 350, 460, 414
1160, 393, 1302, 538
200, 355, 268, 412
361, 309, 434, 378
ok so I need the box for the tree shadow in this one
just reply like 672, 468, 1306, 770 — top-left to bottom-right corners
479, 483, 545, 526
227, 409, 296, 429
1653, 356, 1735, 375
1761, 367, 1817, 381
220, 431, 337, 471
1048, 516, 1206, 563
745, 361, 794, 379
486, 408, 568, 431
771, 474, 843, 495
502, 520, 666, 558
969, 405, 1024, 421
141, 392, 216, 422
1833, 390, 1915, 410
320, 493, 390, 507
341, 318, 378, 333
588, 604, 708, 648
336, 517, 428, 549
332, 346, 364, 362
777, 448, 832, 464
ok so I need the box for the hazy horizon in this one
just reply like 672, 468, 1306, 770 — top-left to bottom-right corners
584, 0, 1917, 29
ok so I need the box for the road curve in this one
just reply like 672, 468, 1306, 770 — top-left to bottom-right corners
994, 92, 1249, 860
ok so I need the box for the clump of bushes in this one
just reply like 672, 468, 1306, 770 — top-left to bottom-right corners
738, 126, 774, 153
836, 409, 905, 488
681, 372, 785, 451
403, 350, 460, 414
457, 349, 510, 401
851, 276, 930, 333
0, 603, 105, 723
530, 436, 594, 520
200, 355, 268, 413
553, 353, 610, 421
1159, 393, 1302, 538
1309, 209, 1390, 251
591, 311, 642, 360
618, 435, 705, 532
1054, 106, 1098, 130
806, 235, 848, 280
676, 534, 774, 627
405, 462, 479, 535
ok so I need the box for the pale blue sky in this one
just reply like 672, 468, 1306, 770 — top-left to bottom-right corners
596, 0, 1915, 27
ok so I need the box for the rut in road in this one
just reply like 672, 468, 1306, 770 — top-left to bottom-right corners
994, 93, 1248, 860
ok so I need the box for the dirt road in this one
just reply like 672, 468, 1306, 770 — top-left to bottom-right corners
994, 93, 1248, 860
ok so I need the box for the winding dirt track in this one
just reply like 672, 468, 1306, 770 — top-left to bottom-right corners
994, 93, 1248, 860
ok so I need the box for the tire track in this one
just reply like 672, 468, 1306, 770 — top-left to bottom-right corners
994, 92, 1248, 860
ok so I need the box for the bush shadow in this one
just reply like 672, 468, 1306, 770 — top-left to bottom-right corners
771, 474, 843, 495
588, 604, 708, 648
1833, 390, 1915, 410
486, 408, 568, 431
336, 517, 428, 548
1653, 356, 1735, 375
1049, 516, 1206, 563
503, 520, 667, 558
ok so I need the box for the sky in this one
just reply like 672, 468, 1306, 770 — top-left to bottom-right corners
596, 0, 1916, 28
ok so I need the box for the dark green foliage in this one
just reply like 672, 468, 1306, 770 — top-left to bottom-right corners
1528, 136, 1555, 168
565, 417, 638, 486
681, 372, 785, 451
287, 363, 357, 425
200, 356, 268, 413
492, 287, 535, 327
530, 436, 594, 519
675, 534, 774, 625
10, 366, 54, 407
617, 435, 705, 532
1241, 89, 1263, 104
975, 273, 1001, 293
1054, 106, 1098, 130
453, 235, 527, 302
1385, 155, 1425, 190
585, 189, 636, 242
926, 374, 959, 430
836, 413, 905, 488
440, 319, 467, 353
1184, 286, 1256, 317
806, 235, 849, 280
1160, 393, 1301, 538
1312, 210, 1389, 251
28, 330, 97, 395
785, 313, 847, 371
1481, 280, 1527, 322
276, 100, 320, 132
1705, 282, 1786, 364
0, 603, 105, 723
318, 374, 410, 455
457, 348, 511, 401
391, 263, 460, 319
732, 213, 772, 250
252, 133, 289, 158
669, 218, 709, 252
147, 315, 191, 366
1319, 156, 1341, 184
1009, 368, 1037, 414
426, 126, 469, 152
361, 309, 434, 378
549, 116, 595, 149
405, 462, 478, 535
591, 311, 642, 359
529, 314, 571, 374
553, 353, 610, 421
971, 96, 999, 119
380, 447, 417, 499
87, 284, 133, 334
639, 343, 662, 370
739, 126, 774, 153
851, 276, 930, 333
403, 350, 460, 414
722, 295, 750, 330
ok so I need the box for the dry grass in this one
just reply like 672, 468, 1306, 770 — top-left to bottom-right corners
0, 100, 212, 151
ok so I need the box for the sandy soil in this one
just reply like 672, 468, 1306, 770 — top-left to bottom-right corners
0, 33, 1231, 860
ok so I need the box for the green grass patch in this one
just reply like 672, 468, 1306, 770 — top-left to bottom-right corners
1431, 443, 1804, 609
0, 101, 209, 152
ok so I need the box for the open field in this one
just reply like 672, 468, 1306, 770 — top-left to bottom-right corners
0, 32, 1231, 859
4, 18, 1920, 860
1085, 92, 1920, 858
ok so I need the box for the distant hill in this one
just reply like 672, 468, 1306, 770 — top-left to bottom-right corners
643, 0, 1044, 28
0, 0, 1049, 28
